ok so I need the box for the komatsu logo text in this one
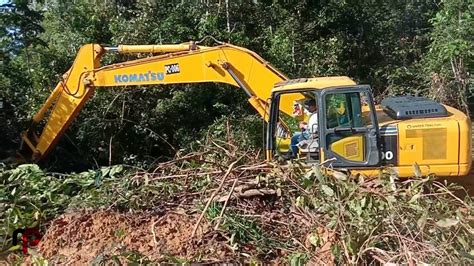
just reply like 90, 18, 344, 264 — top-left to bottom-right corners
114, 71, 165, 83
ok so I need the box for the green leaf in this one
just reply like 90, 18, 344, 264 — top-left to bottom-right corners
110, 165, 124, 177
295, 196, 306, 207
332, 171, 347, 181
386, 195, 396, 203
321, 184, 334, 197
308, 233, 319, 246
100, 167, 110, 177
360, 197, 366, 208
6, 244, 21, 252
355, 203, 362, 216
413, 163, 422, 178
144, 174, 149, 186
288, 252, 308, 266
313, 166, 325, 181
435, 218, 459, 228
417, 215, 427, 229
409, 193, 421, 204
457, 236, 469, 250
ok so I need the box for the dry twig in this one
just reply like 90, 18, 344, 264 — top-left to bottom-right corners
214, 173, 240, 230
191, 160, 238, 238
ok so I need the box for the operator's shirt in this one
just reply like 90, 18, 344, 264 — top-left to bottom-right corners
307, 112, 318, 134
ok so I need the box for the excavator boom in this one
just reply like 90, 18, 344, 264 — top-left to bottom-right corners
21, 41, 301, 161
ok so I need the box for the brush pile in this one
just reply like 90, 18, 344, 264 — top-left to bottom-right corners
1, 140, 473, 264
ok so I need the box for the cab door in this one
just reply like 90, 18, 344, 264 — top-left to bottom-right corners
319, 86, 381, 167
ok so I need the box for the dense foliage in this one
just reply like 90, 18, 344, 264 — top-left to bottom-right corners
0, 0, 472, 167
0, 145, 472, 263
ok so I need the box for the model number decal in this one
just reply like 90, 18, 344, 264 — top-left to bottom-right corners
380, 125, 398, 165
381, 151, 394, 161
165, 63, 180, 74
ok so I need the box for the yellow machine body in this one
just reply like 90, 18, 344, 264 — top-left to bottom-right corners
19, 41, 471, 178
269, 80, 472, 177
330, 135, 365, 162
371, 105, 472, 177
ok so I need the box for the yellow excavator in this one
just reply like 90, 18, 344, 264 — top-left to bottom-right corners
17, 39, 471, 177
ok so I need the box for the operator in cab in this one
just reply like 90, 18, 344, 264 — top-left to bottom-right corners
290, 98, 319, 158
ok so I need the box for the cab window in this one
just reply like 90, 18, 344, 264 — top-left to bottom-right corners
325, 92, 372, 129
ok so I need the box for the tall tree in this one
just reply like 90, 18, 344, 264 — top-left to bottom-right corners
0, 0, 46, 152
422, 0, 473, 114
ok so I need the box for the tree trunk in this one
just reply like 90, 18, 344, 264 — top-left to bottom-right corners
226, 0, 230, 32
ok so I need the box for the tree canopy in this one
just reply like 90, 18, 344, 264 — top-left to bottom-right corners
0, 0, 472, 169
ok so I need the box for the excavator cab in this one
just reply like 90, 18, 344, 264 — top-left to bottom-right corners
267, 83, 382, 168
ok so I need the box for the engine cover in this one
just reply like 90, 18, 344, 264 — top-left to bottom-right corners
381, 96, 448, 120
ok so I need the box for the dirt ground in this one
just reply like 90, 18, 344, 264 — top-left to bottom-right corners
1, 156, 472, 264
38, 210, 233, 264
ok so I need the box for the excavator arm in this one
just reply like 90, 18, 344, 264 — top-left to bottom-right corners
20, 41, 301, 161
